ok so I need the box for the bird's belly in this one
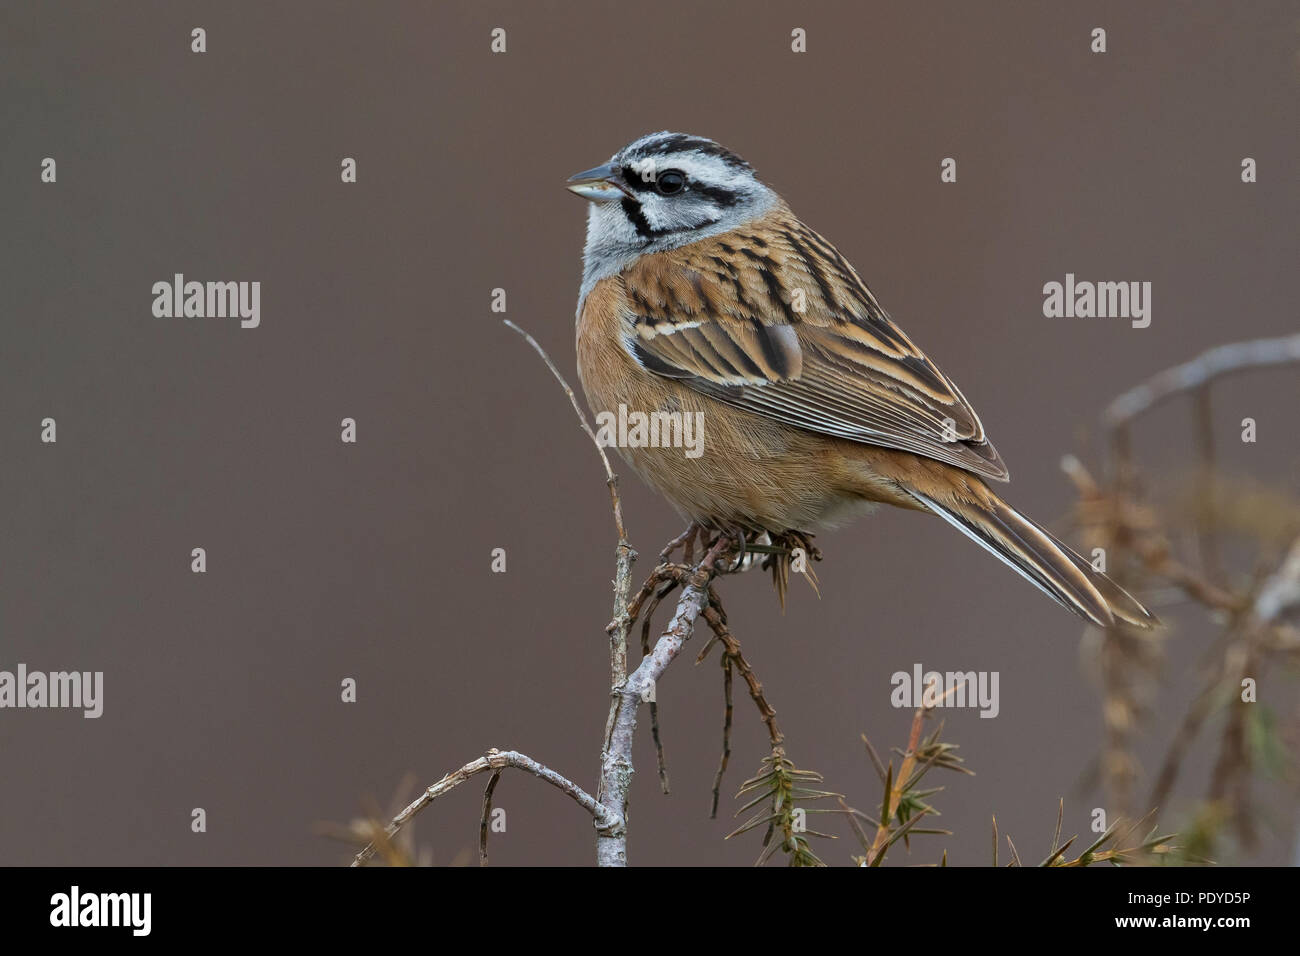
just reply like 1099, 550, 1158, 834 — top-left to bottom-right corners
617, 423, 891, 531
587, 382, 881, 531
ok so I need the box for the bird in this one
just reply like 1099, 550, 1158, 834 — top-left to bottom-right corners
566, 131, 1157, 629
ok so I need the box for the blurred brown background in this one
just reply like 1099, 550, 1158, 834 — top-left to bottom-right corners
1, 0, 1296, 866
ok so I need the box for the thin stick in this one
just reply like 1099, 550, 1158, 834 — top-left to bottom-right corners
479, 770, 502, 866
352, 749, 609, 867
865, 707, 926, 865
642, 603, 671, 795
710, 655, 734, 818
701, 601, 782, 748
504, 320, 643, 866
596, 557, 720, 865
503, 319, 627, 544
1103, 333, 1300, 427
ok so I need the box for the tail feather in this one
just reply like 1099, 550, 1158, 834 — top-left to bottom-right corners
907, 487, 1159, 629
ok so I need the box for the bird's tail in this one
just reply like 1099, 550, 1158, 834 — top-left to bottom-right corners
905, 483, 1159, 629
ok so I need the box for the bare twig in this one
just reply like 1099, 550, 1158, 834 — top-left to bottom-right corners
504, 321, 650, 865
710, 655, 734, 818
598, 557, 720, 864
479, 770, 502, 866
1103, 333, 1300, 427
351, 749, 609, 867
642, 614, 671, 795
503, 320, 627, 545
701, 596, 782, 749
1252, 537, 1300, 626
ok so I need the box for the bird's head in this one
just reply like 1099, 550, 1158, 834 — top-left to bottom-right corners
567, 132, 776, 290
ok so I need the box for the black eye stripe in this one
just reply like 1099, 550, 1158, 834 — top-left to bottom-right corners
621, 165, 656, 192
618, 164, 739, 208
622, 165, 687, 195
690, 183, 739, 207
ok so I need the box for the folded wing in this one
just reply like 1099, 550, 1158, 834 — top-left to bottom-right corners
620, 217, 1009, 481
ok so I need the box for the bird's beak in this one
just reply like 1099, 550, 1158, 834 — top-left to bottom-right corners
565, 163, 631, 202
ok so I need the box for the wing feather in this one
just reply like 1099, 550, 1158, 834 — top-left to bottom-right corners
620, 214, 1009, 481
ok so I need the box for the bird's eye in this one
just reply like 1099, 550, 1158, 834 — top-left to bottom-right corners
655, 170, 686, 195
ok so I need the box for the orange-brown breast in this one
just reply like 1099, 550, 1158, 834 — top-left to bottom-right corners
575, 271, 918, 531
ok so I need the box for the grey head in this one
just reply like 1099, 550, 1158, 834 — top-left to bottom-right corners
566, 132, 777, 304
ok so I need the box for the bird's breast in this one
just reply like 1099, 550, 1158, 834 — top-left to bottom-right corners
575, 275, 886, 531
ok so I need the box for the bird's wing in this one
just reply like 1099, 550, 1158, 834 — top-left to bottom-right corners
619, 217, 1009, 481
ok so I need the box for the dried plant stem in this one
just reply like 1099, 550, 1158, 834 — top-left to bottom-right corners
642, 607, 671, 794
503, 320, 628, 546
479, 770, 502, 866
710, 655, 734, 818
505, 320, 637, 688
865, 707, 926, 864
1061, 456, 1243, 612
1103, 333, 1300, 427
1078, 336, 1300, 851
351, 749, 608, 867
1202, 537, 1300, 837
701, 596, 782, 748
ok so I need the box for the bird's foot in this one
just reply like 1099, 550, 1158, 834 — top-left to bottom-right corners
699, 528, 740, 574
658, 522, 701, 566
696, 525, 762, 574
